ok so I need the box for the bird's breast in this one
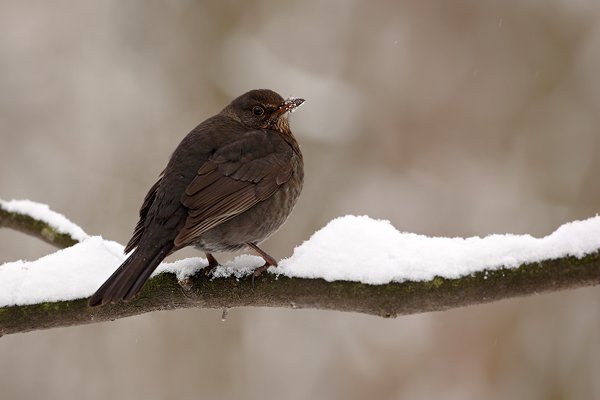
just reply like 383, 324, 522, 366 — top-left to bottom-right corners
193, 153, 303, 253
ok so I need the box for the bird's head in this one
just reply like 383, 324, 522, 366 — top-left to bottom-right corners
228, 89, 305, 134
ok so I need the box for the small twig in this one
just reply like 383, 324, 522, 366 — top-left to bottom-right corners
221, 308, 229, 321
0, 205, 80, 249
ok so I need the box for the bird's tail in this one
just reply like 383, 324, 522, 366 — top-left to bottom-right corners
88, 244, 172, 307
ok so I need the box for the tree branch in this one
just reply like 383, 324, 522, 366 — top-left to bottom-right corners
0, 204, 79, 249
1, 202, 599, 336
1, 250, 599, 336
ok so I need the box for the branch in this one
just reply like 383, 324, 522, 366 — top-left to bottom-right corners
1, 250, 599, 336
0, 203, 79, 249
1, 201, 599, 336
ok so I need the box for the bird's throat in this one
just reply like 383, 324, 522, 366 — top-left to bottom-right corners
270, 116, 291, 135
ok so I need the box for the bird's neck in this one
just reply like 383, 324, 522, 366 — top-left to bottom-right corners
269, 117, 301, 156
278, 129, 302, 157
272, 116, 291, 135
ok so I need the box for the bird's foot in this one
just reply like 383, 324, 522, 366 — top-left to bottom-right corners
251, 263, 273, 286
203, 253, 220, 278
247, 243, 278, 286
253, 263, 272, 279
252, 263, 270, 287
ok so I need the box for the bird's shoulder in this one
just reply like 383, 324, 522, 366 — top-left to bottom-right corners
184, 129, 295, 196
177, 114, 247, 153
213, 129, 294, 163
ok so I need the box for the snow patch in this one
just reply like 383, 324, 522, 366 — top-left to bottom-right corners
275, 215, 600, 284
0, 199, 89, 242
211, 255, 265, 279
0, 236, 124, 306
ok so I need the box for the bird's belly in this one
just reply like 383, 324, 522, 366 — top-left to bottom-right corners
192, 171, 303, 253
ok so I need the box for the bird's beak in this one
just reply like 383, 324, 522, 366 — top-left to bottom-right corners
274, 97, 305, 118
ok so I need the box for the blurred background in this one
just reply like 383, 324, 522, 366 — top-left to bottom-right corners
1, 0, 600, 399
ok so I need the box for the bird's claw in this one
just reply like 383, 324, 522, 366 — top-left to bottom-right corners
202, 265, 217, 278
202, 253, 220, 278
251, 264, 270, 286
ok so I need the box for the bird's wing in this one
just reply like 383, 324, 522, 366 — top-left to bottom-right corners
174, 130, 295, 247
124, 172, 164, 253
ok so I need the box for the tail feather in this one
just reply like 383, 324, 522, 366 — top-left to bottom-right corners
88, 245, 171, 307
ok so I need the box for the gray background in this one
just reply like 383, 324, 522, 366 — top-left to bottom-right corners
1, 1, 600, 399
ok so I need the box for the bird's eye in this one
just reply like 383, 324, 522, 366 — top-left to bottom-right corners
252, 106, 265, 116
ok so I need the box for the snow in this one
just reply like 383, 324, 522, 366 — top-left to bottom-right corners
1, 200, 599, 307
0, 237, 263, 306
275, 215, 600, 283
211, 256, 264, 279
0, 199, 89, 242
0, 237, 123, 306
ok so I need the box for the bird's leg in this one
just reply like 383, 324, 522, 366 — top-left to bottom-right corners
203, 253, 220, 277
247, 243, 277, 281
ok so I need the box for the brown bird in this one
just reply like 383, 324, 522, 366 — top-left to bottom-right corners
89, 89, 304, 307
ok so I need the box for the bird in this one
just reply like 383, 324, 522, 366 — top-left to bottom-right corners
89, 89, 305, 307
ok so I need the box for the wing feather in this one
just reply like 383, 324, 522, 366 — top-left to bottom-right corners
173, 131, 293, 247
124, 174, 163, 253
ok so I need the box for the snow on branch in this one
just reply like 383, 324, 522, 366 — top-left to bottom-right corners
0, 199, 87, 249
1, 200, 600, 336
